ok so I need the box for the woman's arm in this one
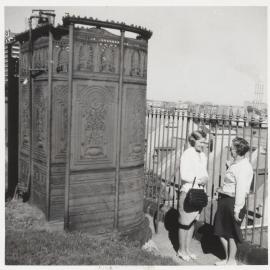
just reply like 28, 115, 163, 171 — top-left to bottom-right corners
234, 165, 253, 219
180, 150, 196, 182
197, 153, 209, 185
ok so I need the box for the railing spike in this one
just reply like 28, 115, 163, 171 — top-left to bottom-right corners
236, 108, 240, 120
259, 114, 264, 124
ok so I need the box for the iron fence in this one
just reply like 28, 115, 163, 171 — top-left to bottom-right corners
144, 106, 268, 248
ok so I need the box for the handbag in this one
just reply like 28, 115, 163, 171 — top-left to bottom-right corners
184, 177, 208, 212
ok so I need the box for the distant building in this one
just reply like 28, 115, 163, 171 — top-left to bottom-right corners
253, 81, 264, 111
244, 99, 267, 119
244, 100, 252, 108
147, 99, 179, 109
179, 102, 191, 110
147, 99, 164, 108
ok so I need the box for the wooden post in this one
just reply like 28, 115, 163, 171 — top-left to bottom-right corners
64, 23, 74, 230
114, 29, 125, 230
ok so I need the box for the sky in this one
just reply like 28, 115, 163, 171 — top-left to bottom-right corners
3, 4, 268, 106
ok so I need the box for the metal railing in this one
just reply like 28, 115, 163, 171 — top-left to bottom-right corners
144, 106, 268, 247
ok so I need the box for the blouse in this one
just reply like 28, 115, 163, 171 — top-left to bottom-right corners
180, 147, 208, 193
220, 157, 253, 216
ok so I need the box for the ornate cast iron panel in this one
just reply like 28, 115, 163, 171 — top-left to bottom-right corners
124, 38, 148, 79
18, 157, 29, 192
20, 84, 30, 153
121, 85, 146, 167
53, 36, 69, 74
73, 28, 120, 75
20, 52, 30, 77
51, 83, 68, 163
70, 81, 118, 170
32, 81, 48, 161
32, 37, 49, 71
32, 162, 47, 212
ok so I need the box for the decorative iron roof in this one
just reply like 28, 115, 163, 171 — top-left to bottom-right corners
15, 24, 69, 43
62, 15, 152, 40
15, 13, 153, 43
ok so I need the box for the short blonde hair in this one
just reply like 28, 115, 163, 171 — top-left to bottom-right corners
188, 130, 207, 147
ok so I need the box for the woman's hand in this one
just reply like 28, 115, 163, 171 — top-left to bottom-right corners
226, 160, 231, 170
198, 176, 208, 186
234, 212, 241, 223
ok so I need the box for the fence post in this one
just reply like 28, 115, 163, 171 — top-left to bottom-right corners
173, 110, 180, 208
218, 109, 225, 188
260, 127, 267, 246
184, 107, 191, 150
210, 113, 218, 225
251, 115, 262, 243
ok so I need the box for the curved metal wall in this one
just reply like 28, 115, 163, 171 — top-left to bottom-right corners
65, 27, 149, 233
18, 22, 151, 237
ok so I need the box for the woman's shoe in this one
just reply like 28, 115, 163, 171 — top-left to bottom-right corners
226, 260, 237, 265
214, 259, 227, 265
187, 253, 197, 260
177, 251, 190, 262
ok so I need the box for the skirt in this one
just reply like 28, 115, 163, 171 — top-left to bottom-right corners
178, 191, 200, 226
213, 193, 246, 243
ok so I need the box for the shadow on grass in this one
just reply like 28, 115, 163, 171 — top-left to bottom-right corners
6, 200, 177, 265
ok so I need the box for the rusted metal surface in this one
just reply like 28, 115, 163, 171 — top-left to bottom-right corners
17, 15, 152, 238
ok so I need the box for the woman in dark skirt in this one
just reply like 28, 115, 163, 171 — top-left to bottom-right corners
213, 137, 253, 265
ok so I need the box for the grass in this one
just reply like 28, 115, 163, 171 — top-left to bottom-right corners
5, 199, 177, 265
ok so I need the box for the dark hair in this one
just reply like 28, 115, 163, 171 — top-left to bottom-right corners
188, 130, 207, 147
232, 137, 250, 156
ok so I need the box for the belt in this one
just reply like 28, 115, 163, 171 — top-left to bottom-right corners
218, 193, 235, 199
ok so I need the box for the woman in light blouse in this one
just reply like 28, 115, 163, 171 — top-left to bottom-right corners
177, 130, 209, 261
213, 137, 253, 265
